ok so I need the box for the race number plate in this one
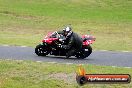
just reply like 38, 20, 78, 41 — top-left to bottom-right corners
85, 49, 88, 51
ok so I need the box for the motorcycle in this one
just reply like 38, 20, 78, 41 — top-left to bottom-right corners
35, 32, 96, 59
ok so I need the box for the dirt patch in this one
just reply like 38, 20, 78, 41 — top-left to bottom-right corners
48, 73, 76, 84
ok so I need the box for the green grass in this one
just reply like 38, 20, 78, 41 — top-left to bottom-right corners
0, 0, 132, 51
0, 59, 132, 88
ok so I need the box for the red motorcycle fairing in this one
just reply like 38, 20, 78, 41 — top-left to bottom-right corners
82, 35, 96, 46
42, 33, 96, 45
42, 38, 58, 44
42, 32, 59, 44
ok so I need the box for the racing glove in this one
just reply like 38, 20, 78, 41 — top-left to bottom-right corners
58, 44, 68, 49
58, 44, 63, 48
61, 45, 68, 49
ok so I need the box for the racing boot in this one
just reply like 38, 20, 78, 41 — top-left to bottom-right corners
66, 49, 75, 59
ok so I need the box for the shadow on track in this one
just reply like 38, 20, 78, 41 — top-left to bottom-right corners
37, 55, 93, 61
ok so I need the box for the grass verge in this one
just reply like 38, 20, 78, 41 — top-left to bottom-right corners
0, 59, 131, 88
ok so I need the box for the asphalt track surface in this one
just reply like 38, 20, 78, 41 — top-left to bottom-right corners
0, 45, 132, 67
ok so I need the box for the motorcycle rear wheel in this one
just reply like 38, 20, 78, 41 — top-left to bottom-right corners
75, 45, 92, 59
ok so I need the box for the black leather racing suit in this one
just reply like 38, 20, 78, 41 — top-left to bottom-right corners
57, 31, 83, 57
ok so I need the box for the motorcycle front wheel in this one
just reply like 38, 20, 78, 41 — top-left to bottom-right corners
35, 44, 50, 56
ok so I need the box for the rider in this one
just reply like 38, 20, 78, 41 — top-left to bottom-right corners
58, 26, 83, 58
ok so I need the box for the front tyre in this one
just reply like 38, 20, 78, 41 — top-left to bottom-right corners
35, 44, 49, 56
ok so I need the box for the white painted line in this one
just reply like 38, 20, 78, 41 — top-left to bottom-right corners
36, 61, 42, 63
112, 66, 131, 68
3, 45, 9, 46
100, 50, 109, 52
16, 60, 23, 62
122, 51, 130, 52
112, 66, 116, 67
94, 50, 132, 52
21, 46, 27, 47
47, 62, 57, 64
124, 67, 131, 68
65, 63, 73, 65
93, 50, 109, 52
6, 59, 11, 60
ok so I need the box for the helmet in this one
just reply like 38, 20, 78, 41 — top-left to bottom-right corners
63, 26, 73, 37
63, 26, 72, 32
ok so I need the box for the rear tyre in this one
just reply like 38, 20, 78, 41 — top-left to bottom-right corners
75, 45, 92, 59
83, 45, 92, 58
35, 44, 49, 56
